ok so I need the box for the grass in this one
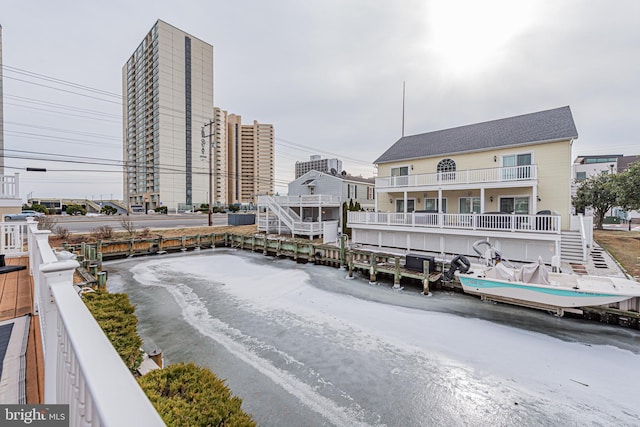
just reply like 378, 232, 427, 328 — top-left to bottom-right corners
593, 229, 640, 279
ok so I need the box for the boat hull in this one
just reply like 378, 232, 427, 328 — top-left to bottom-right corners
458, 275, 633, 308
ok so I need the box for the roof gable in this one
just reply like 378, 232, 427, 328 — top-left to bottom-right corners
375, 106, 578, 164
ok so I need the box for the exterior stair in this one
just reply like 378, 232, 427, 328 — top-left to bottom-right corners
561, 230, 586, 263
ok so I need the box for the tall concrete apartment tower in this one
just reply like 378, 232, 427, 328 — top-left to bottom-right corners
223, 113, 274, 205
211, 107, 228, 206
0, 24, 5, 175
123, 20, 213, 212
295, 155, 342, 179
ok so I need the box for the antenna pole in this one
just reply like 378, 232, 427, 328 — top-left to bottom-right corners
402, 81, 406, 137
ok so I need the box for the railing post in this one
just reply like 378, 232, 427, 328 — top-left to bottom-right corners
40, 259, 79, 403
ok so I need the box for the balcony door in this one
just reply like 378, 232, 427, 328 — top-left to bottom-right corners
390, 166, 409, 186
396, 199, 415, 213
502, 153, 532, 179
499, 196, 530, 214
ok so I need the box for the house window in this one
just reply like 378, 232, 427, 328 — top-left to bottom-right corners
459, 197, 480, 214
575, 171, 587, 181
437, 158, 456, 181
502, 153, 532, 179
396, 199, 415, 213
425, 198, 447, 212
391, 166, 409, 176
367, 187, 375, 200
499, 196, 529, 214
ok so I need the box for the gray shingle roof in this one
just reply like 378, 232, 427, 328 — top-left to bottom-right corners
374, 106, 578, 164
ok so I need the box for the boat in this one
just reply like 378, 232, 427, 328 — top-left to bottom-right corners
445, 241, 640, 314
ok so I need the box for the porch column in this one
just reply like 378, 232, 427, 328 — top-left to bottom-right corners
532, 185, 538, 213
404, 191, 408, 214
374, 189, 379, 212
480, 188, 485, 212
438, 188, 443, 227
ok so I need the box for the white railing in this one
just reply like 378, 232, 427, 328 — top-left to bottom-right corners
1, 223, 28, 255
0, 173, 21, 198
26, 219, 165, 426
376, 165, 537, 189
348, 211, 561, 234
262, 194, 341, 206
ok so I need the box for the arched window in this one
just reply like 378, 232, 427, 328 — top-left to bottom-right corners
437, 158, 456, 180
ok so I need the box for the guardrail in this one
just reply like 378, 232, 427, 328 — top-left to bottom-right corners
26, 219, 164, 426
1, 223, 28, 255
348, 211, 561, 233
0, 173, 20, 198
259, 194, 341, 206
376, 165, 537, 189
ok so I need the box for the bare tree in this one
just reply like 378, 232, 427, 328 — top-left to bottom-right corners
37, 215, 58, 231
120, 216, 137, 237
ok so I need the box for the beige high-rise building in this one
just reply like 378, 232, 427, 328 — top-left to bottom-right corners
214, 111, 274, 206
122, 20, 213, 212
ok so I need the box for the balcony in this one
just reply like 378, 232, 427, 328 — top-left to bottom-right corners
376, 165, 537, 190
348, 211, 560, 234
0, 220, 164, 425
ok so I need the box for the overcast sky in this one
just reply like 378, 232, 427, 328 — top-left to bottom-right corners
2, 0, 639, 200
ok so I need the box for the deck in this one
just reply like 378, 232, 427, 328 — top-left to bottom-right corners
0, 256, 44, 404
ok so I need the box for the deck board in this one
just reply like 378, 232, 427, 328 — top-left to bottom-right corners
0, 256, 42, 403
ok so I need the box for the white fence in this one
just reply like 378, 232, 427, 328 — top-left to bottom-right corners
1, 223, 28, 255
26, 220, 164, 426
259, 194, 341, 206
376, 165, 537, 189
348, 211, 561, 234
0, 173, 20, 198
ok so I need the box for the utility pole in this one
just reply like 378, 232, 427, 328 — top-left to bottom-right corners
202, 121, 214, 226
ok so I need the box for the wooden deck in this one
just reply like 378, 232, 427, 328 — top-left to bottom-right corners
0, 256, 44, 403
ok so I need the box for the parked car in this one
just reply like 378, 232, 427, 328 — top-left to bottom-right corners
4, 210, 46, 221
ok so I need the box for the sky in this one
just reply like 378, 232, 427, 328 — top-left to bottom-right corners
1, 0, 639, 200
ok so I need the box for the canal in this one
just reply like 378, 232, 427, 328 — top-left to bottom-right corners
106, 248, 640, 426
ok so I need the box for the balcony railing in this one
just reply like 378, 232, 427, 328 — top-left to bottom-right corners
26, 219, 164, 426
0, 173, 21, 198
376, 165, 537, 189
1, 223, 28, 255
348, 211, 560, 234
259, 194, 341, 206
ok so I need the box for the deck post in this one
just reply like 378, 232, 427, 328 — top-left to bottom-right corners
422, 260, 430, 295
348, 252, 354, 278
393, 257, 401, 289
369, 254, 377, 284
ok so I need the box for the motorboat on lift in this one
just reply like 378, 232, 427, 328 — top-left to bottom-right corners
444, 241, 640, 312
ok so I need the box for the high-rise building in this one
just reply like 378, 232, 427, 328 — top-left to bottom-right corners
122, 20, 213, 212
295, 155, 342, 179
216, 111, 274, 205
0, 24, 5, 175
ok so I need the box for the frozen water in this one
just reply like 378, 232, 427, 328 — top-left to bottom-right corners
107, 249, 640, 427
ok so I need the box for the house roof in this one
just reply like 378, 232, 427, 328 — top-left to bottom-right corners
374, 106, 578, 164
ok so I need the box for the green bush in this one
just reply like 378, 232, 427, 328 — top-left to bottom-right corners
156, 206, 168, 214
82, 291, 143, 372
101, 205, 118, 215
30, 203, 49, 214
138, 363, 256, 427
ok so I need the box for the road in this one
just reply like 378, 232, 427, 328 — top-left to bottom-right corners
46, 213, 229, 233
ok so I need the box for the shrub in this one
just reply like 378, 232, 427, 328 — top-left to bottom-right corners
120, 217, 137, 237
37, 215, 58, 231
91, 225, 114, 240
30, 203, 49, 214
138, 362, 256, 427
138, 227, 151, 238
101, 205, 118, 215
66, 204, 86, 216
53, 226, 70, 241
156, 206, 168, 214
82, 291, 144, 372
